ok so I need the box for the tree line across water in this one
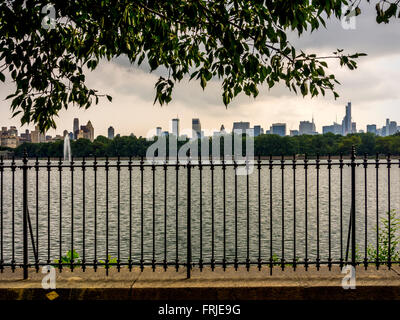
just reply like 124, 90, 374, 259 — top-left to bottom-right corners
5, 132, 400, 158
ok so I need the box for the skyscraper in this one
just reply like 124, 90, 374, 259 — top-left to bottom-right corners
108, 126, 115, 139
271, 123, 286, 137
73, 118, 79, 140
342, 102, 352, 136
367, 124, 377, 135
156, 127, 162, 137
253, 125, 263, 137
299, 118, 316, 135
172, 118, 180, 137
192, 118, 201, 139
232, 121, 250, 134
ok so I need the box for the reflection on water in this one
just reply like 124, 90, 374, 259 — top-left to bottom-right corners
0, 160, 399, 265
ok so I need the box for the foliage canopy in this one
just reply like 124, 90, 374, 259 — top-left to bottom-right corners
1, 1, 399, 131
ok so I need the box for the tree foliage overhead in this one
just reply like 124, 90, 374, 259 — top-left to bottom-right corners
0, 0, 398, 131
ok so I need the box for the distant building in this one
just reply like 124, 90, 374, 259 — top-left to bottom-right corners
299, 118, 316, 135
108, 126, 115, 139
366, 124, 377, 135
290, 130, 299, 137
232, 121, 250, 134
156, 127, 162, 137
342, 102, 352, 136
253, 125, 263, 137
172, 118, 180, 137
77, 121, 94, 142
271, 123, 286, 137
323, 122, 342, 135
389, 121, 398, 135
73, 118, 79, 140
192, 118, 201, 139
20, 129, 31, 143
351, 122, 357, 134
31, 126, 46, 143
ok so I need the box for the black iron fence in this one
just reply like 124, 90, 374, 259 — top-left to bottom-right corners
0, 146, 399, 279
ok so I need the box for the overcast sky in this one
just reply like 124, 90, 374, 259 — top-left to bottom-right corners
1, 2, 400, 138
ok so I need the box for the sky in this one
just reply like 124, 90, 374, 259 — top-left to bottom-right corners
1, 2, 400, 138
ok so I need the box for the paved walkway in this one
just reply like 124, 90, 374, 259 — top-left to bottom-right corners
1, 266, 400, 300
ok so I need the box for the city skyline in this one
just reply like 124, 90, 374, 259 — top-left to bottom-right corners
2, 102, 400, 149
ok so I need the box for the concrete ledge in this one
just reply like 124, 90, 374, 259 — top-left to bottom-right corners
1, 266, 400, 300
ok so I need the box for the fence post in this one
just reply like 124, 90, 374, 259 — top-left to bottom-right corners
22, 150, 28, 279
187, 159, 191, 279
351, 145, 356, 267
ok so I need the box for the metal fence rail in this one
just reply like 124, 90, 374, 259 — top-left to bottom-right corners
0, 147, 399, 279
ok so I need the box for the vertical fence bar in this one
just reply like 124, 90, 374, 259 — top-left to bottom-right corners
211, 158, 215, 271
363, 153, 368, 269
292, 155, 296, 270
387, 153, 391, 269
105, 156, 109, 274
223, 156, 227, 271
175, 157, 179, 271
187, 159, 191, 279
70, 157, 74, 271
304, 154, 308, 270
163, 158, 167, 271
376, 153, 379, 268
246, 157, 250, 271
351, 146, 357, 267
269, 155, 273, 275
0, 156, 3, 273
140, 156, 144, 272
328, 154, 332, 270
199, 157, 203, 271
93, 156, 98, 272
11, 156, 15, 271
152, 158, 156, 272
47, 156, 51, 265
316, 153, 320, 270
339, 153, 344, 268
82, 157, 86, 271
128, 156, 133, 271
22, 152, 28, 279
58, 157, 62, 271
280, 155, 285, 270
117, 155, 121, 272
234, 160, 238, 271
258, 155, 262, 271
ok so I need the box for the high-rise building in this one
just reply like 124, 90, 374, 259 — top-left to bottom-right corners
77, 121, 94, 142
253, 125, 263, 137
389, 121, 398, 135
156, 127, 162, 137
342, 102, 352, 136
351, 122, 357, 134
192, 118, 201, 139
271, 123, 286, 137
73, 118, 79, 140
108, 126, 115, 139
232, 121, 250, 134
172, 118, 180, 137
299, 118, 316, 135
367, 124, 377, 135
323, 122, 342, 135
31, 126, 46, 143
